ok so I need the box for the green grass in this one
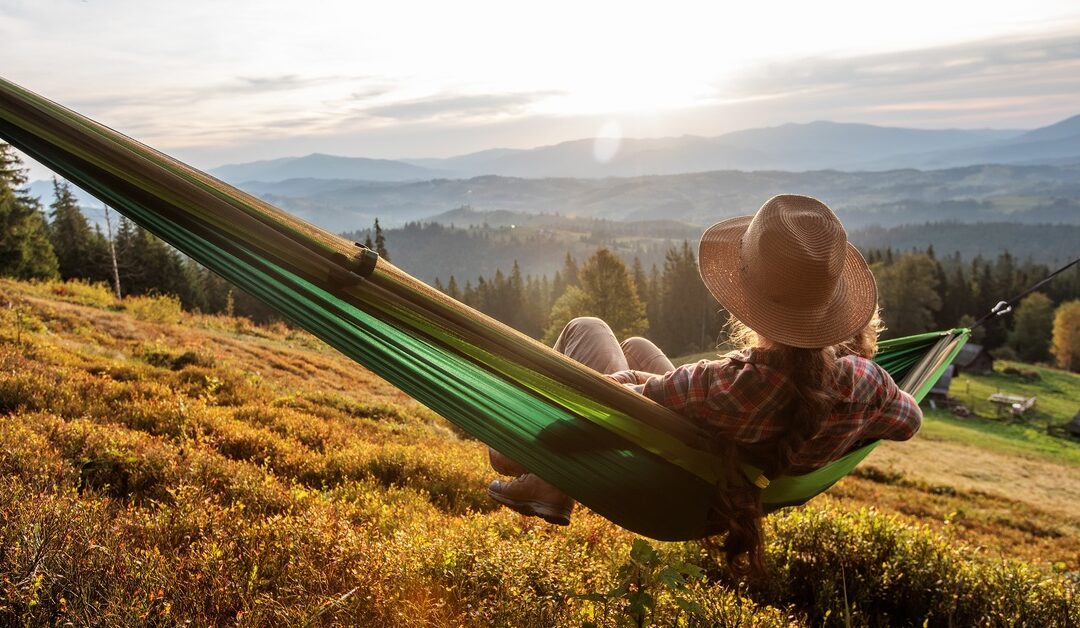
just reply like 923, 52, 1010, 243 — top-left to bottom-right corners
947, 360, 1080, 426
916, 359, 1080, 464
920, 409, 1080, 466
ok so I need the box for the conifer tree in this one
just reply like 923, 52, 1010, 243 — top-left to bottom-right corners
646, 263, 661, 338
506, 261, 526, 330
561, 253, 579, 288
631, 257, 650, 334
519, 274, 548, 339
656, 241, 720, 355
550, 270, 565, 303
374, 218, 389, 261
0, 143, 58, 279
544, 248, 646, 343
875, 253, 942, 338
48, 178, 108, 281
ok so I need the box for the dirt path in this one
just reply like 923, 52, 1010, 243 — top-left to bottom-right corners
866, 434, 1080, 523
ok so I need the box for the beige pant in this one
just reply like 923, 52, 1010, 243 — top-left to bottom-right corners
552, 317, 675, 377
491, 318, 676, 514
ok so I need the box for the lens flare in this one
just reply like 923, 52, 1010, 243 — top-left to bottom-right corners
592, 121, 622, 164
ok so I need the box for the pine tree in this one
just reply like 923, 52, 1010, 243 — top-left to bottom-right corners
631, 257, 650, 334
561, 253, 579, 288
0, 143, 58, 279
48, 178, 108, 281
446, 275, 461, 301
506, 261, 526, 330
519, 274, 548, 339
656, 242, 721, 355
550, 270, 565, 303
374, 218, 389, 261
542, 250, 646, 343
646, 263, 661, 338
939, 262, 972, 329
875, 253, 943, 338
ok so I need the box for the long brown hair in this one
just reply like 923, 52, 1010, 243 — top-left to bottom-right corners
704, 310, 883, 576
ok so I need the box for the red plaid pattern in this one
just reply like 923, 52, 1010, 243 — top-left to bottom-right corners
609, 348, 921, 473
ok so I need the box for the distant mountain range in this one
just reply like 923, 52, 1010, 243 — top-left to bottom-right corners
206, 115, 1080, 183
235, 163, 1080, 231
210, 153, 454, 183
25, 115, 1080, 237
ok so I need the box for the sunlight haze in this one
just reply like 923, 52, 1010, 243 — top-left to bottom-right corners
3, 0, 1080, 179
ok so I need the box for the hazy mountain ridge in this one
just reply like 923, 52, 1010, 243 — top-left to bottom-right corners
865, 114, 1080, 170
210, 152, 451, 183
239, 163, 1080, 231
204, 117, 1074, 183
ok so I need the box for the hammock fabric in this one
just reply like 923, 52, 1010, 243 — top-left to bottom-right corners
0, 78, 970, 541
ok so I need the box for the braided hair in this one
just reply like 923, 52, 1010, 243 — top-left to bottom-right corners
703, 310, 883, 576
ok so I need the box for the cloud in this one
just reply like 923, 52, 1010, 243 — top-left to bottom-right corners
361, 91, 561, 121
228, 74, 334, 94
731, 31, 1080, 94
71, 74, 353, 109
716, 29, 1080, 125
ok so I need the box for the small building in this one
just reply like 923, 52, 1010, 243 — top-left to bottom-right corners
924, 365, 954, 407
954, 343, 993, 375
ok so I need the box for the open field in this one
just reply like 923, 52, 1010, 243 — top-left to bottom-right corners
0, 279, 1077, 626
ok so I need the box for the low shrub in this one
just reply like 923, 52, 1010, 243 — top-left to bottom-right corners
3, 278, 118, 308
742, 505, 1079, 627
123, 293, 183, 324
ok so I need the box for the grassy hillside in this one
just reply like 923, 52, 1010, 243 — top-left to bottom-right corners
0, 279, 1077, 626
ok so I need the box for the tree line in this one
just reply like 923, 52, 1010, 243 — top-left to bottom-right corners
438, 244, 1080, 369
4, 142, 1077, 370
1, 143, 341, 322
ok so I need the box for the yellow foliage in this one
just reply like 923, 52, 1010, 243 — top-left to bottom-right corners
0, 277, 1076, 626
1051, 300, 1080, 372
123, 293, 183, 324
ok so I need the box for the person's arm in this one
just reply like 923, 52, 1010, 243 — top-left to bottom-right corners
635, 358, 787, 439
868, 362, 923, 440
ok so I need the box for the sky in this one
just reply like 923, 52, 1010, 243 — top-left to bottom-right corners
3, 0, 1080, 180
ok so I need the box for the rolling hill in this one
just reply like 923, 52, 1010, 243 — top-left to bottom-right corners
241, 163, 1080, 232
0, 278, 1076, 625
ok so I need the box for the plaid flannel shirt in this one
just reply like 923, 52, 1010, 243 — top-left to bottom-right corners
609, 348, 921, 473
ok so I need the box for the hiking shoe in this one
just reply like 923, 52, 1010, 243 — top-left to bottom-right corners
487, 474, 573, 525
488, 447, 527, 476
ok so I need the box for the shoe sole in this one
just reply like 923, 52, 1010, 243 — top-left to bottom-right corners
487, 487, 571, 526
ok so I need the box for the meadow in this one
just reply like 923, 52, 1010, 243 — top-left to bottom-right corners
0, 278, 1077, 626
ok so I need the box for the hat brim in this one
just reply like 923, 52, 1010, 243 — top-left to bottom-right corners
698, 215, 878, 349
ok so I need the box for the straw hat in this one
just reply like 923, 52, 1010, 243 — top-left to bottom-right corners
698, 194, 877, 348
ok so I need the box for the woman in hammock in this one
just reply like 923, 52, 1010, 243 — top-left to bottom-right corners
486, 194, 922, 573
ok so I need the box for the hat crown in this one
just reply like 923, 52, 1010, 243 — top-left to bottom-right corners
740, 195, 849, 307
697, 193, 877, 348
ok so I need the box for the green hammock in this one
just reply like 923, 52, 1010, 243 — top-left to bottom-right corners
0, 77, 969, 541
